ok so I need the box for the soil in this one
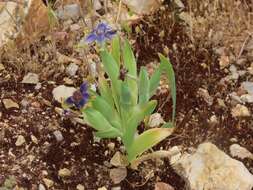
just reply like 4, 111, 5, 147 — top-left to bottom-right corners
1, 1, 253, 190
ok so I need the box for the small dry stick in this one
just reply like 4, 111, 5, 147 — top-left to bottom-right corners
237, 32, 252, 60
130, 147, 182, 170
116, 0, 122, 24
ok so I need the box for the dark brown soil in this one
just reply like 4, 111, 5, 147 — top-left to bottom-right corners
1, 3, 253, 190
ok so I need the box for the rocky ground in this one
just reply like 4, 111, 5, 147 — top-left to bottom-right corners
0, 0, 253, 190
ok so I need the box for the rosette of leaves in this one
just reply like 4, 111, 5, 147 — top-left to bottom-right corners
83, 36, 176, 163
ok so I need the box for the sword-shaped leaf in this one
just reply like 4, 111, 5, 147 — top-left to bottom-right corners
84, 108, 113, 131
123, 39, 138, 104
92, 95, 121, 129
139, 66, 150, 104
127, 127, 174, 162
149, 67, 161, 96
111, 35, 121, 66
159, 54, 176, 123
123, 100, 157, 149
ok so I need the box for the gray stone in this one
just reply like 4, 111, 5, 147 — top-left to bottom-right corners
66, 63, 79, 76
122, 0, 162, 14
242, 81, 253, 95
53, 130, 64, 142
110, 167, 127, 184
21, 73, 39, 84
56, 4, 81, 20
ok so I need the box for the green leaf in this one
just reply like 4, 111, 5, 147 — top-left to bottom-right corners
98, 76, 114, 107
120, 81, 132, 110
111, 35, 121, 66
149, 67, 161, 96
95, 127, 122, 138
123, 100, 157, 149
139, 67, 150, 104
83, 108, 114, 131
123, 39, 138, 104
100, 50, 121, 112
100, 50, 120, 93
91, 95, 121, 129
127, 127, 174, 162
161, 122, 174, 128
159, 54, 176, 123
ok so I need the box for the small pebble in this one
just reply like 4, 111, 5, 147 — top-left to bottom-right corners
66, 63, 79, 76
43, 178, 54, 188
76, 184, 85, 190
38, 184, 46, 190
58, 168, 71, 177
108, 142, 115, 151
21, 72, 39, 84
3, 99, 19, 109
31, 135, 38, 144
53, 130, 64, 142
15, 135, 26, 146
231, 104, 251, 118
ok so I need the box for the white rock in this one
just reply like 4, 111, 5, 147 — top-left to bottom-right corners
109, 167, 127, 184
31, 135, 38, 144
122, 0, 162, 14
38, 184, 46, 190
53, 130, 64, 142
230, 92, 243, 103
15, 135, 26, 146
66, 63, 79, 76
2, 99, 19, 109
93, 0, 102, 10
108, 142, 115, 151
229, 65, 239, 80
76, 184, 85, 190
219, 54, 230, 69
230, 144, 253, 160
52, 85, 76, 103
240, 94, 253, 103
173, 0, 184, 9
110, 151, 128, 167
56, 4, 81, 20
242, 81, 253, 95
35, 83, 42, 90
21, 73, 39, 84
172, 142, 253, 190
231, 104, 251, 118
148, 113, 165, 128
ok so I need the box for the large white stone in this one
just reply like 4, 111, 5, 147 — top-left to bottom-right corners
172, 143, 253, 190
52, 85, 76, 103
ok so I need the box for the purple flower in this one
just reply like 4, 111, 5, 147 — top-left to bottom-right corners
85, 22, 117, 44
65, 82, 89, 109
